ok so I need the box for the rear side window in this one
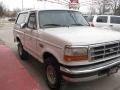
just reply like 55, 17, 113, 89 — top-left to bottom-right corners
110, 16, 120, 24
87, 16, 94, 22
16, 13, 28, 25
96, 16, 108, 23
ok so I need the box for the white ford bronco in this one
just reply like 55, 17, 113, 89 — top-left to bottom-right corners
13, 9, 120, 89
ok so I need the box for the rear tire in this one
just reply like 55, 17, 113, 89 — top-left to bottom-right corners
17, 42, 28, 60
44, 57, 61, 90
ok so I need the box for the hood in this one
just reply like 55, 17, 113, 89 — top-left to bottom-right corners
44, 26, 120, 45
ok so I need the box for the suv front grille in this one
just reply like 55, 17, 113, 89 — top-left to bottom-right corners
90, 41, 120, 61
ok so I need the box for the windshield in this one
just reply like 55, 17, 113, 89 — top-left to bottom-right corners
39, 10, 89, 28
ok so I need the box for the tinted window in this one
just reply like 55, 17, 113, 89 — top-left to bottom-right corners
39, 10, 89, 28
16, 13, 27, 25
96, 16, 108, 23
28, 13, 37, 29
87, 16, 94, 22
110, 16, 120, 24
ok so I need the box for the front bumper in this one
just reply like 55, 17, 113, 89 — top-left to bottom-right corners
60, 57, 120, 82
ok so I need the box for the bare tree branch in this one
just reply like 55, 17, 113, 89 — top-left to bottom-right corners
95, 0, 120, 14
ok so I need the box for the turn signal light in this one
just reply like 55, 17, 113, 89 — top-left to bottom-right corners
64, 55, 88, 62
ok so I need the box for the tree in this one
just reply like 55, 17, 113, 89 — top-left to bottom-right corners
96, 0, 111, 14
95, 0, 120, 15
110, 0, 120, 14
11, 8, 21, 17
0, 2, 4, 17
115, 5, 120, 15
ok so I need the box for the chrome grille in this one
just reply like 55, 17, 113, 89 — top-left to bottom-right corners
90, 41, 120, 61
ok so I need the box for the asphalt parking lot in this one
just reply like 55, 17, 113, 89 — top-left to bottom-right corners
1, 22, 120, 90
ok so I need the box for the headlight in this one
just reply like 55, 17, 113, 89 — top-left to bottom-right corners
64, 45, 88, 62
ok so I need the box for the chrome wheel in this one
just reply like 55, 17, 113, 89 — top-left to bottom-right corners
45, 57, 61, 90
46, 65, 57, 85
17, 42, 28, 60
18, 44, 22, 56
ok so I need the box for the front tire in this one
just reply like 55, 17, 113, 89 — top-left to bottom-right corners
44, 57, 61, 90
17, 42, 28, 60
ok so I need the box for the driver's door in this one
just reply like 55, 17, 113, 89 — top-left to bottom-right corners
24, 12, 38, 54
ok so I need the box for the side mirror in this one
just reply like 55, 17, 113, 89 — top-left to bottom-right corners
20, 23, 27, 28
28, 21, 37, 30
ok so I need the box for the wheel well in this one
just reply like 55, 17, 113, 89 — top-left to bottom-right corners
43, 52, 58, 63
16, 37, 20, 42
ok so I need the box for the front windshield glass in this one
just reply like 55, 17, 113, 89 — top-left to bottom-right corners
39, 10, 89, 28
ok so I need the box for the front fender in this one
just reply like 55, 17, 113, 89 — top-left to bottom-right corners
40, 47, 63, 64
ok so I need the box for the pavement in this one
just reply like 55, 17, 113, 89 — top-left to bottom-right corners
0, 41, 42, 90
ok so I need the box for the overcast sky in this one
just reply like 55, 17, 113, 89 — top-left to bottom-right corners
0, 0, 91, 13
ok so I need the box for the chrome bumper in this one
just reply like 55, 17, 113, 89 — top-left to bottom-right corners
60, 57, 120, 82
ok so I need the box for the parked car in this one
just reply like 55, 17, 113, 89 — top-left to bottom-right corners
13, 9, 120, 90
87, 15, 120, 31
8, 17, 16, 22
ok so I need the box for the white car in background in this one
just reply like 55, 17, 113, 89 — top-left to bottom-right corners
87, 15, 120, 31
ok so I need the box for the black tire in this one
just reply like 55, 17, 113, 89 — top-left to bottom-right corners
44, 57, 61, 90
17, 42, 28, 60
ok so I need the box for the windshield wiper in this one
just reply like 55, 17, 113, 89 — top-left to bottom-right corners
43, 24, 62, 26
70, 23, 84, 26
42, 24, 69, 28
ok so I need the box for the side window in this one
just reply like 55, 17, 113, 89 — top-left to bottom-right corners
27, 13, 37, 29
16, 13, 27, 25
96, 16, 108, 23
110, 16, 120, 24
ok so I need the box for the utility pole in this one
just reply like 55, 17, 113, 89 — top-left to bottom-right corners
90, 0, 93, 15
22, 0, 23, 10
43, 0, 46, 9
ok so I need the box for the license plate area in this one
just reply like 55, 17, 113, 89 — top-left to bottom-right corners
98, 66, 119, 76
108, 66, 119, 75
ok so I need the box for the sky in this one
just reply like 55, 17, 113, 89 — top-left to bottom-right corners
0, 0, 91, 13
